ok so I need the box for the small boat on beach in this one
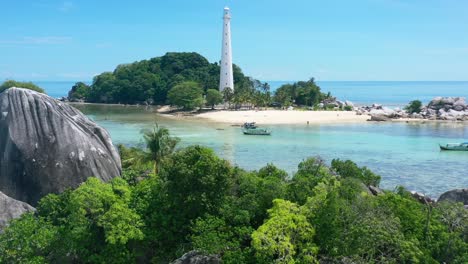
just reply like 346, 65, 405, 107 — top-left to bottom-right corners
242, 122, 271, 135
439, 142, 468, 151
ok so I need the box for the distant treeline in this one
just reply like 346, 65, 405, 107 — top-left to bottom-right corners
68, 52, 332, 109
68, 52, 256, 105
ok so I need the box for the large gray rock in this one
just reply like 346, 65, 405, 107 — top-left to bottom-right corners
0, 88, 121, 205
171, 251, 221, 264
369, 115, 390, 122
0, 191, 35, 231
438, 189, 468, 205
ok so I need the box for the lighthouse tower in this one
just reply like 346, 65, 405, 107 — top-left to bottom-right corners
219, 7, 234, 92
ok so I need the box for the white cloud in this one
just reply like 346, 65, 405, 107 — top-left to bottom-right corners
59, 1, 74, 12
0, 36, 72, 45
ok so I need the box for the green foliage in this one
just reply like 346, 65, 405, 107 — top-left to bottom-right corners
273, 78, 329, 107
142, 124, 179, 174
41, 178, 143, 263
205, 89, 223, 109
140, 145, 235, 260
190, 215, 254, 263
287, 157, 333, 205
1, 132, 467, 263
405, 100, 423, 114
0, 80, 45, 94
161, 146, 233, 226
252, 199, 319, 263
343, 105, 353, 111
331, 159, 381, 186
0, 213, 57, 264
73, 52, 260, 105
167, 81, 204, 110
68, 82, 90, 101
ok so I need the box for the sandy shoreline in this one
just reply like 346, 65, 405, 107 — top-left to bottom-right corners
194, 110, 370, 125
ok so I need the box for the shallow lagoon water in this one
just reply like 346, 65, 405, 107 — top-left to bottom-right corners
75, 104, 468, 198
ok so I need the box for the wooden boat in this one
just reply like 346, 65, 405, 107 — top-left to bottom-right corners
439, 142, 468, 151
243, 128, 271, 136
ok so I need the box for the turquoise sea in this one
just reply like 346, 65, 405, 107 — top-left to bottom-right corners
38, 81, 468, 197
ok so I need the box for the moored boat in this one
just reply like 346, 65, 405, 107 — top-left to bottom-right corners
243, 128, 271, 135
439, 142, 468, 151
243, 122, 257, 129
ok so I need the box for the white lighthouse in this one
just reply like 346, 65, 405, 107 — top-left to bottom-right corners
219, 7, 234, 92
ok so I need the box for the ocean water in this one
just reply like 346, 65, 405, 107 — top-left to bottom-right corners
74, 104, 468, 198
269, 81, 468, 107
36, 81, 86, 99
40, 81, 468, 107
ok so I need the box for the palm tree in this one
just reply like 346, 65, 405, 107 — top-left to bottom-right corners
143, 124, 180, 175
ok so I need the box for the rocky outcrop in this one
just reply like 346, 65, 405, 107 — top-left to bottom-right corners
0, 191, 35, 231
411, 191, 436, 204
438, 189, 468, 205
319, 98, 355, 110
0, 88, 121, 205
358, 97, 468, 121
370, 115, 390, 122
171, 251, 221, 264
368, 185, 384, 196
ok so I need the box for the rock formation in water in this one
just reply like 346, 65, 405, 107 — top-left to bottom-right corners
0, 191, 35, 231
438, 188, 468, 205
0, 88, 121, 205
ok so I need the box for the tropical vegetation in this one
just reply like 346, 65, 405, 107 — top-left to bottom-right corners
405, 100, 423, 114
1, 127, 466, 263
68, 52, 260, 106
273, 78, 331, 108
0, 80, 45, 94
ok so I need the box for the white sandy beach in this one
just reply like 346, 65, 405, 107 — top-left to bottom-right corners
195, 110, 370, 125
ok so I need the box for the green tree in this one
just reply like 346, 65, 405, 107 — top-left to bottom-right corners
167, 81, 204, 110
38, 177, 144, 263
142, 124, 179, 175
68, 82, 90, 101
77, 52, 264, 105
252, 199, 319, 264
274, 78, 328, 107
0, 214, 57, 263
287, 157, 333, 205
205, 89, 223, 109
143, 146, 234, 260
331, 159, 381, 186
405, 100, 423, 114
0, 80, 45, 94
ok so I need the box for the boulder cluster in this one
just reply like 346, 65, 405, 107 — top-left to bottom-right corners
356, 97, 468, 121
319, 97, 354, 109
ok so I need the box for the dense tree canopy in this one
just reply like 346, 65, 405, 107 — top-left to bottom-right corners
274, 78, 329, 107
205, 89, 223, 109
67, 82, 90, 101
167, 81, 204, 110
68, 52, 259, 105
1, 128, 467, 263
0, 80, 45, 94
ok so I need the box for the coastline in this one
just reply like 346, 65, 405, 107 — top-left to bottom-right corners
67, 102, 468, 125
193, 110, 370, 125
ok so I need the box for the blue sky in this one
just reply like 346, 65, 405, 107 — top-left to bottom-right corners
1, 0, 467, 81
